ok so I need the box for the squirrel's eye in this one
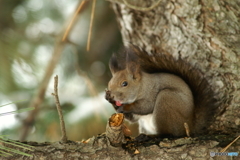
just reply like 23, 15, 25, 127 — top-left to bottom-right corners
121, 81, 128, 87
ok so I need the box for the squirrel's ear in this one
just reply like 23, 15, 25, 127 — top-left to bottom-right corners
109, 52, 126, 74
127, 62, 141, 80
109, 53, 119, 74
125, 46, 141, 79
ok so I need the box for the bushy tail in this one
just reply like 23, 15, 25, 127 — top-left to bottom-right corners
126, 45, 219, 135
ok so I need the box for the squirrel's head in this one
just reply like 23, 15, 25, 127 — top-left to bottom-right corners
107, 48, 142, 107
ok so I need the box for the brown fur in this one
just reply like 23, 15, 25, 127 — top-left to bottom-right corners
105, 45, 218, 137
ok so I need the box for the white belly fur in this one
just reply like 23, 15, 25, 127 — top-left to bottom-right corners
138, 114, 157, 135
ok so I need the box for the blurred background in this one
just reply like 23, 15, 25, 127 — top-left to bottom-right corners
0, 0, 138, 142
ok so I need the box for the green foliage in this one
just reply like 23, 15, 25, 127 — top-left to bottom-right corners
0, 101, 34, 157
0, 100, 34, 116
0, 135, 34, 157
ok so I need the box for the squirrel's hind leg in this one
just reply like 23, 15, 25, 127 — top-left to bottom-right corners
153, 89, 194, 137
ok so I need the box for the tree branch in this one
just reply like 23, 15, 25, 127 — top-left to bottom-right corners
2, 134, 239, 159
51, 75, 68, 143
20, 39, 65, 141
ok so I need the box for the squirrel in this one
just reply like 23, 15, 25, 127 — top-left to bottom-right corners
105, 45, 218, 137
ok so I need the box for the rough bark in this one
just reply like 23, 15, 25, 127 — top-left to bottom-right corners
110, 0, 240, 134
2, 134, 240, 160
2, 0, 240, 159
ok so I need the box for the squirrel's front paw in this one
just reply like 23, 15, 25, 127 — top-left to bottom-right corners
105, 89, 115, 104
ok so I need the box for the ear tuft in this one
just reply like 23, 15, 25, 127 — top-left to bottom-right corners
109, 45, 143, 77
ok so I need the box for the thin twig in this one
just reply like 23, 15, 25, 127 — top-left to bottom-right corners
20, 39, 65, 141
52, 75, 68, 142
62, 0, 88, 42
220, 135, 240, 152
86, 0, 96, 51
184, 122, 190, 137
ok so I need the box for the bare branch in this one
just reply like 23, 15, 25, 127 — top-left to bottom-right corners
62, 0, 89, 42
52, 75, 68, 143
221, 135, 240, 152
86, 0, 96, 51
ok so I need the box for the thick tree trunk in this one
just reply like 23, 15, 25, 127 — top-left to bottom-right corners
2, 0, 240, 159
110, 0, 240, 134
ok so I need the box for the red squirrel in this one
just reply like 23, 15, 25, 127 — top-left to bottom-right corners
105, 45, 218, 137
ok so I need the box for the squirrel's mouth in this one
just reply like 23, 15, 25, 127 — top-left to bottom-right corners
115, 101, 122, 106
115, 98, 136, 107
